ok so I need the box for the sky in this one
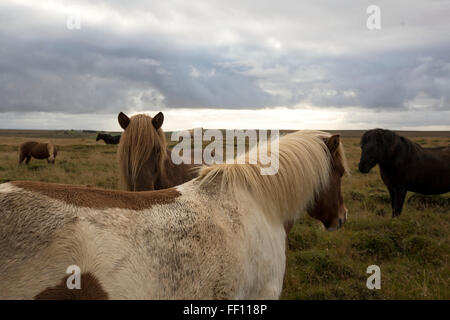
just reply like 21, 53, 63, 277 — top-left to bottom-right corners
0, 0, 449, 131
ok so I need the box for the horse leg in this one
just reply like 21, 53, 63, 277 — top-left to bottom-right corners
19, 152, 25, 164
389, 187, 407, 217
25, 156, 31, 165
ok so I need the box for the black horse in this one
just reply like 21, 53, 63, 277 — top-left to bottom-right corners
358, 128, 450, 217
96, 133, 121, 145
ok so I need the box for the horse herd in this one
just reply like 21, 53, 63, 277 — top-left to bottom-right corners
1, 112, 449, 299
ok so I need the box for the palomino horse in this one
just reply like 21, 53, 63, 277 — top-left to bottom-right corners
117, 112, 198, 191
0, 130, 348, 299
359, 128, 450, 217
96, 133, 121, 145
19, 141, 57, 165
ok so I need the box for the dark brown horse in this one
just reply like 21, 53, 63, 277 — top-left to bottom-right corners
96, 133, 121, 145
19, 141, 58, 165
117, 112, 199, 191
358, 128, 450, 217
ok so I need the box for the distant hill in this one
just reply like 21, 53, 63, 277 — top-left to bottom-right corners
0, 129, 449, 140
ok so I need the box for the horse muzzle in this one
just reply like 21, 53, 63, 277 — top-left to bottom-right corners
339, 209, 348, 228
358, 162, 370, 173
327, 209, 348, 231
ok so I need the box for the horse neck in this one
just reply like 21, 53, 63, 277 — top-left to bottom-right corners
378, 137, 410, 169
200, 147, 330, 226
157, 149, 198, 189
155, 148, 176, 189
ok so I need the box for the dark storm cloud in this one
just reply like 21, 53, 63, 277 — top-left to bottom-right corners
0, 0, 449, 115
0, 27, 276, 113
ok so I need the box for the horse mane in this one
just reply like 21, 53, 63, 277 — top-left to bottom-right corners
46, 141, 55, 158
198, 130, 348, 222
117, 114, 167, 190
362, 128, 420, 153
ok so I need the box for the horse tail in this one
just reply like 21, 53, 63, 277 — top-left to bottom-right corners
18, 144, 24, 163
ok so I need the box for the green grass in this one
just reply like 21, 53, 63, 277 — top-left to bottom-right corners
281, 135, 449, 299
0, 132, 448, 299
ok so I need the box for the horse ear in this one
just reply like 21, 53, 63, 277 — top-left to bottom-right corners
326, 134, 340, 153
152, 112, 164, 130
118, 112, 130, 130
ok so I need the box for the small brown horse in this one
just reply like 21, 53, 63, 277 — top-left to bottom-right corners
117, 112, 198, 191
19, 141, 57, 165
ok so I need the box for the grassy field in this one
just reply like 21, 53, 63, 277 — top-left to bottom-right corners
0, 130, 449, 299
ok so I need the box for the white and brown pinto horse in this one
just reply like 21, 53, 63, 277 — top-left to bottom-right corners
0, 130, 348, 299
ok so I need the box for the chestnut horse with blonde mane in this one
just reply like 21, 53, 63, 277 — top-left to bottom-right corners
0, 130, 348, 299
19, 141, 57, 165
117, 112, 198, 191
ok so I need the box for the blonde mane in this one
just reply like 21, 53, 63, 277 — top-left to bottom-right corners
117, 114, 168, 190
46, 141, 55, 160
198, 130, 348, 222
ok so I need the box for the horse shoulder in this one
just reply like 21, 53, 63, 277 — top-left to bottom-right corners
242, 211, 286, 298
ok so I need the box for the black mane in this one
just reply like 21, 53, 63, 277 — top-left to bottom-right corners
362, 128, 445, 155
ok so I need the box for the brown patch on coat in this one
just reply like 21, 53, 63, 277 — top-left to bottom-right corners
12, 180, 181, 210
35, 272, 108, 300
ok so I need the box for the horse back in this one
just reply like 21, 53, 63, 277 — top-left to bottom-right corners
0, 180, 249, 299
19, 141, 39, 154
400, 145, 450, 194
32, 143, 51, 159
112, 135, 121, 144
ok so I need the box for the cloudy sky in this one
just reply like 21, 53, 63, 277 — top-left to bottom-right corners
0, 0, 449, 131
